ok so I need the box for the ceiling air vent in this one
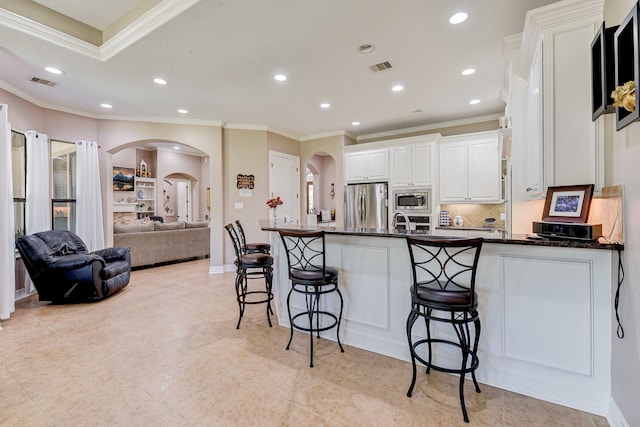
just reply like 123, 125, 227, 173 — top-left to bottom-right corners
29, 76, 57, 87
369, 61, 393, 73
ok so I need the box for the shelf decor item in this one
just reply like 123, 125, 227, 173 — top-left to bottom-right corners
541, 184, 594, 224
611, 80, 636, 112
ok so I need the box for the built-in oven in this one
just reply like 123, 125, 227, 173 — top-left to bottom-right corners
392, 188, 432, 215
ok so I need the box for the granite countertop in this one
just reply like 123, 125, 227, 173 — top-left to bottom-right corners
435, 225, 507, 232
260, 220, 624, 251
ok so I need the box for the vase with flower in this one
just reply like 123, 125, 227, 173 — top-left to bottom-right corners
266, 196, 284, 222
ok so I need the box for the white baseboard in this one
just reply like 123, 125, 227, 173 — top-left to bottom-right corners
608, 396, 630, 427
208, 265, 225, 274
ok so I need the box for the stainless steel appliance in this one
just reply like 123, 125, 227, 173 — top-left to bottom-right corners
392, 188, 432, 215
344, 182, 388, 229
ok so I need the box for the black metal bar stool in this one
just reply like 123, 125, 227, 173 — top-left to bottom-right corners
235, 220, 271, 254
405, 237, 483, 423
225, 223, 274, 329
278, 230, 344, 367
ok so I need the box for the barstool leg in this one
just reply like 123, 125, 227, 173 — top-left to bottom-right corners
308, 287, 317, 367
264, 266, 273, 327
455, 321, 470, 423
235, 270, 246, 329
335, 287, 345, 353
406, 307, 420, 397
471, 316, 481, 393
425, 308, 433, 374
285, 286, 295, 350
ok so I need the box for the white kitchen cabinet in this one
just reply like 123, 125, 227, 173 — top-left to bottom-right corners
390, 141, 434, 187
439, 131, 501, 203
345, 149, 388, 182
518, 1, 603, 198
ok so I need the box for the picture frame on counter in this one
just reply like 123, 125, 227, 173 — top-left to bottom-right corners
542, 184, 594, 224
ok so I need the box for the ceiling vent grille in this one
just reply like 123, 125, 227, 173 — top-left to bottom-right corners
369, 61, 393, 73
29, 76, 57, 87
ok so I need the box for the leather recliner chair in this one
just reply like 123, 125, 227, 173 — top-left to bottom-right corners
15, 230, 131, 303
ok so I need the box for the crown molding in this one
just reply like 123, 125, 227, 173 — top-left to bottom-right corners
518, 0, 603, 80
0, 78, 221, 126
223, 123, 268, 131
0, 8, 101, 60
101, 0, 201, 61
356, 113, 502, 141
0, 0, 201, 61
300, 130, 355, 142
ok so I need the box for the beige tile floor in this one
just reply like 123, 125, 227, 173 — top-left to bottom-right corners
0, 259, 609, 426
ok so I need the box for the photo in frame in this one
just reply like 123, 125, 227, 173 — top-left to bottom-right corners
542, 184, 594, 223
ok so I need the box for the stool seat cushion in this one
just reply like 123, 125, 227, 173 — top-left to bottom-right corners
411, 282, 475, 306
237, 253, 273, 268
291, 266, 338, 283
245, 242, 271, 252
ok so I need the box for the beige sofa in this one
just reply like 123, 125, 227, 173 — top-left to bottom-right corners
113, 221, 210, 268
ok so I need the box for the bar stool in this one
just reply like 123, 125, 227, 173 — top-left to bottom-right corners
278, 230, 344, 367
224, 223, 274, 329
235, 220, 271, 254
405, 237, 483, 423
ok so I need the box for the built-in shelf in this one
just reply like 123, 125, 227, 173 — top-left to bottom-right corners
614, 3, 640, 130
591, 22, 618, 120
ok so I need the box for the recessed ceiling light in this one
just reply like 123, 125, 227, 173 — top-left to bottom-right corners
274, 74, 287, 81
392, 85, 404, 92
352, 121, 360, 126
100, 103, 112, 109
320, 103, 330, 109
461, 68, 476, 76
153, 78, 168, 85
173, 146, 180, 150
44, 66, 63, 75
357, 44, 375, 54
469, 99, 480, 105
178, 109, 189, 114
449, 12, 468, 24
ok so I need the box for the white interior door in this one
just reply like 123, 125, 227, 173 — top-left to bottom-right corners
269, 151, 300, 223
177, 181, 191, 222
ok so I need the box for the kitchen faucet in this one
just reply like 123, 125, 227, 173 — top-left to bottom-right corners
392, 211, 412, 231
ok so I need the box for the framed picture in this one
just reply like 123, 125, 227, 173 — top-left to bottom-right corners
542, 184, 594, 223
113, 166, 135, 191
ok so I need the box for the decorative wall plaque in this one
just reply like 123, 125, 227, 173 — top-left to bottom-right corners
236, 174, 255, 189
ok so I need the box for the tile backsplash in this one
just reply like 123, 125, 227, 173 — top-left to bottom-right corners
439, 203, 506, 229
588, 184, 623, 243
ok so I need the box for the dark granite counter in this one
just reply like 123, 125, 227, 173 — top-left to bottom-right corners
260, 220, 624, 251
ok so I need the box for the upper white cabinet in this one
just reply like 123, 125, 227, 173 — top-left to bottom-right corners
345, 149, 388, 182
518, 0, 603, 199
390, 138, 436, 187
439, 131, 501, 203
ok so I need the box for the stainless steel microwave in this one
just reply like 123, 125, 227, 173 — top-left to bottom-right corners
393, 188, 432, 214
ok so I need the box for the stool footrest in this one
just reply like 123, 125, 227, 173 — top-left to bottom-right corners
291, 310, 339, 333
411, 338, 479, 375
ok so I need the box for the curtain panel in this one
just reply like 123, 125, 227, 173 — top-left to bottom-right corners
0, 104, 16, 322
76, 141, 104, 251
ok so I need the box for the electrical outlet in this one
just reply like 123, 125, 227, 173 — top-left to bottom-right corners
500, 213, 506, 220
234, 202, 243, 209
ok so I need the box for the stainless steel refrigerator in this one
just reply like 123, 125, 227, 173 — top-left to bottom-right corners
344, 182, 388, 229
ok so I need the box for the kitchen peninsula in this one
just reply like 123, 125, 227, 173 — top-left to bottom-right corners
260, 220, 622, 417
